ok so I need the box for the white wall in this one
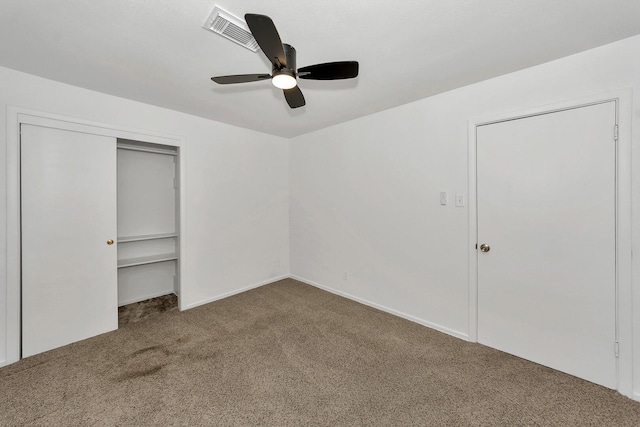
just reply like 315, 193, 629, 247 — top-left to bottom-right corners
0, 66, 290, 365
289, 35, 640, 397
2, 34, 640, 397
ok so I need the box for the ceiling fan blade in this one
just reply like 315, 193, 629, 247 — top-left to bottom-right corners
245, 14, 286, 67
283, 86, 305, 109
211, 74, 271, 84
298, 61, 359, 80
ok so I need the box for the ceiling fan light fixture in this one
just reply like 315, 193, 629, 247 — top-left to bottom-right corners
210, 13, 359, 108
272, 70, 297, 89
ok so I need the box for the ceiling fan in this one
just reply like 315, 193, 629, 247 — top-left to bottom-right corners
211, 13, 359, 109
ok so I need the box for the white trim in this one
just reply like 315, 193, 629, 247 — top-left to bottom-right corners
615, 90, 634, 398
183, 275, 291, 310
14, 108, 181, 146
467, 89, 634, 398
5, 106, 187, 365
633, 392, 640, 403
467, 121, 478, 342
116, 144, 178, 156
6, 107, 21, 365
291, 275, 469, 341
177, 141, 187, 311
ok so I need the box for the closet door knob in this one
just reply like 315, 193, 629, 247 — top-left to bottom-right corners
106, 239, 114, 245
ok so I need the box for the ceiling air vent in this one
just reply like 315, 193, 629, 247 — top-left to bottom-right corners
203, 6, 259, 52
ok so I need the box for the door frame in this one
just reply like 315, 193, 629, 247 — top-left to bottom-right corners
467, 90, 633, 397
5, 106, 187, 366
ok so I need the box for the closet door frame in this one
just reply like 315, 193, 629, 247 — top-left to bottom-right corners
467, 90, 633, 398
5, 106, 186, 366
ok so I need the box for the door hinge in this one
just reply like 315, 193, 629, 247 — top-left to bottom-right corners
614, 341, 619, 358
614, 125, 619, 141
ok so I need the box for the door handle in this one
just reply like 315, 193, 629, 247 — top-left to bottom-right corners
106, 239, 114, 245
479, 243, 490, 253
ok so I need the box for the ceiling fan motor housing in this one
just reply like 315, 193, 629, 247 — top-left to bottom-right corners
273, 43, 297, 76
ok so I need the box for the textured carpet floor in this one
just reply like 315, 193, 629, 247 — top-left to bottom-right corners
118, 293, 178, 326
2, 278, 640, 426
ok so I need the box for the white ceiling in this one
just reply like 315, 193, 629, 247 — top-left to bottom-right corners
1, 1, 640, 138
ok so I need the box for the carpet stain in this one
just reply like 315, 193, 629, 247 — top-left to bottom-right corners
130, 345, 171, 357
116, 365, 164, 382
183, 349, 220, 362
118, 294, 178, 326
176, 336, 191, 344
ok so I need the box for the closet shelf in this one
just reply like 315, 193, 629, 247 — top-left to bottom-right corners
117, 233, 177, 243
117, 253, 178, 268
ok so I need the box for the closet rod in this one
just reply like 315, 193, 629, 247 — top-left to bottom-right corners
117, 145, 177, 156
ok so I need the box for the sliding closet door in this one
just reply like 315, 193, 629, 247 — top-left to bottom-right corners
21, 124, 118, 357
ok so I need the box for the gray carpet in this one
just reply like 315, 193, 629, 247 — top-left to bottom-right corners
2, 278, 640, 426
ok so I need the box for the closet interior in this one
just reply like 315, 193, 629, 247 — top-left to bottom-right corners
116, 139, 180, 307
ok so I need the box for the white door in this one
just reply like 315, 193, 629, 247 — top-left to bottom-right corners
476, 102, 617, 388
21, 124, 118, 357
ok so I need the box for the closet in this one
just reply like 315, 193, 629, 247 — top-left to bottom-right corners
116, 139, 179, 306
21, 124, 180, 358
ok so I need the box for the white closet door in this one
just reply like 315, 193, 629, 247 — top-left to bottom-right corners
21, 124, 118, 357
477, 102, 617, 388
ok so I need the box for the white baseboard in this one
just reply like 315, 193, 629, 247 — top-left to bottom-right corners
183, 274, 290, 310
289, 275, 469, 341
633, 392, 640, 402
182, 272, 470, 341
0, 359, 6, 368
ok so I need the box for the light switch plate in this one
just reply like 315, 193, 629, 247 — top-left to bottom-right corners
455, 194, 464, 207
440, 191, 448, 205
